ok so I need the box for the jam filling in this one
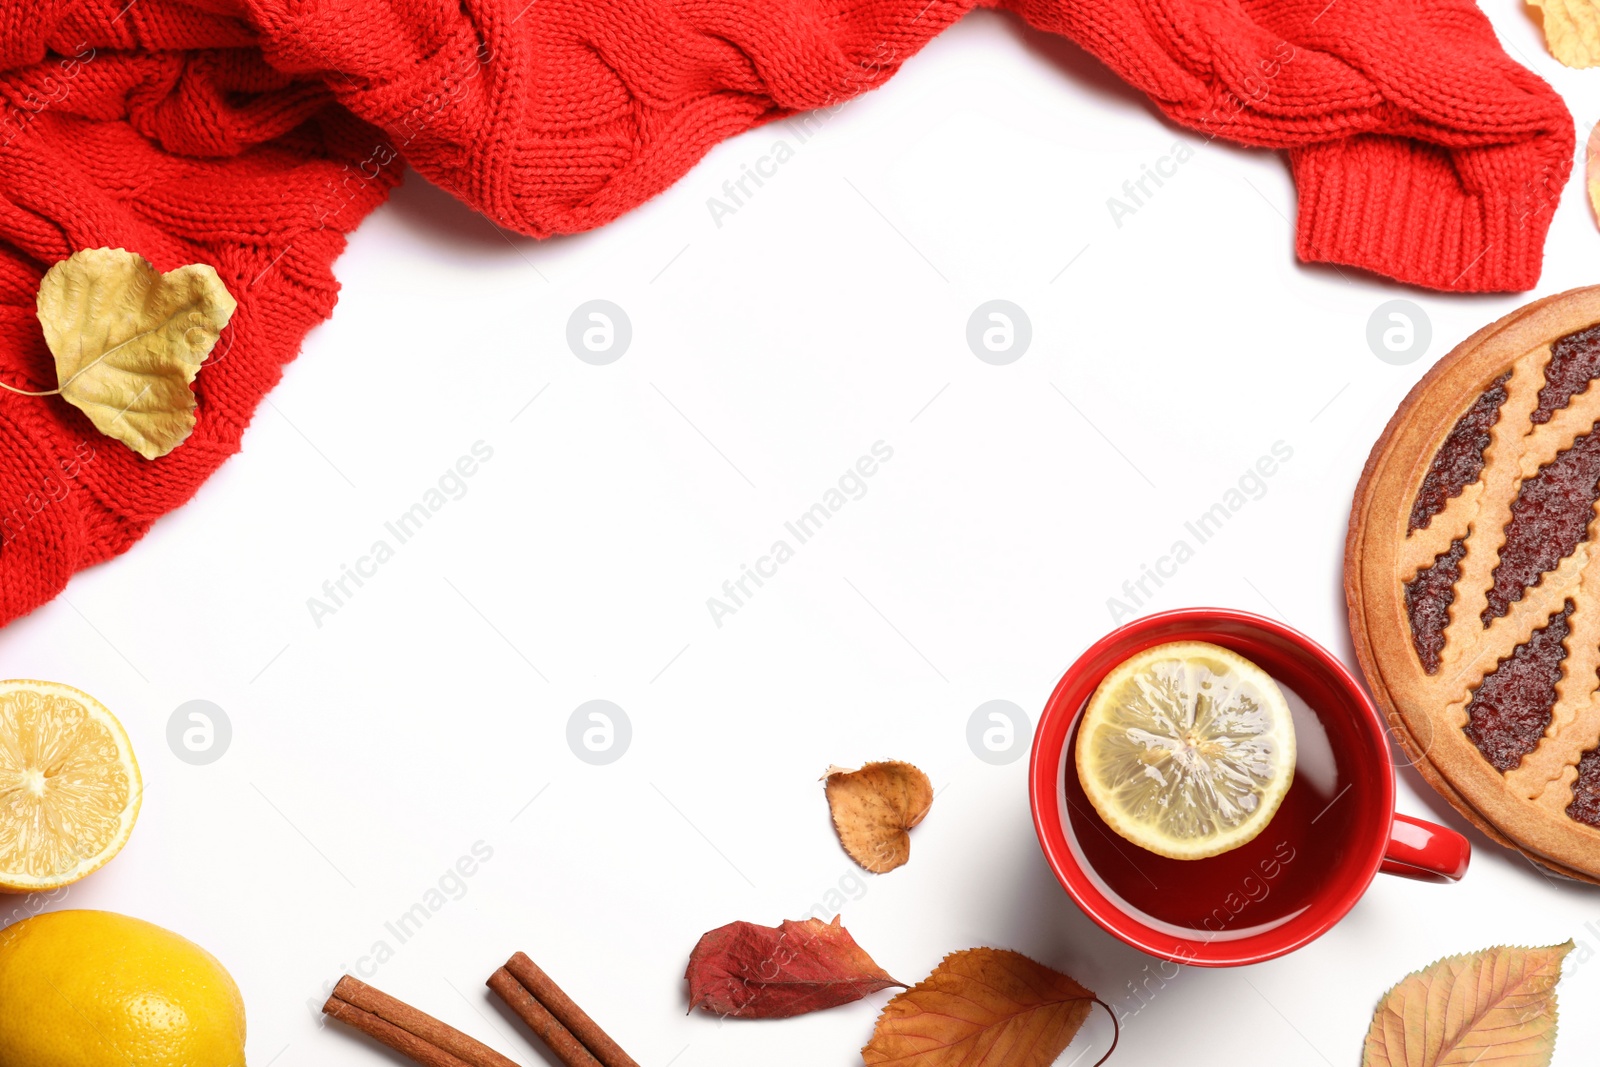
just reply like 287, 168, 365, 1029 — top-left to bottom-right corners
1566, 745, 1600, 829
1408, 374, 1511, 534
1465, 601, 1572, 772
1532, 323, 1600, 425
1408, 537, 1465, 671
1483, 421, 1600, 624
1404, 539, 1467, 674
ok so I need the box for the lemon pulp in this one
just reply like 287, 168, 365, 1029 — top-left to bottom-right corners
0, 679, 141, 890
1075, 641, 1296, 860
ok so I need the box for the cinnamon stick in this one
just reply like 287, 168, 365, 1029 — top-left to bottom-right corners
494, 952, 641, 1067
487, 967, 603, 1067
324, 975, 518, 1067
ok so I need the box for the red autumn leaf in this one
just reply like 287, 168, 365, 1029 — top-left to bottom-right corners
686, 917, 904, 1019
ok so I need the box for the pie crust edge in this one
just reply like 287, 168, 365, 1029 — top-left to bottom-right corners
1346, 286, 1600, 884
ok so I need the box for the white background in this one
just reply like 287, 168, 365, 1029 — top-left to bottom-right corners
4, 6, 1600, 1065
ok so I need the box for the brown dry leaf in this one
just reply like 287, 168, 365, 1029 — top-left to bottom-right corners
1528, 0, 1600, 68
862, 948, 1114, 1067
35, 247, 236, 459
824, 761, 932, 874
1361, 942, 1572, 1067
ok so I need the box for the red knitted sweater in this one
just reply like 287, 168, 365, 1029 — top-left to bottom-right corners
0, 0, 1574, 626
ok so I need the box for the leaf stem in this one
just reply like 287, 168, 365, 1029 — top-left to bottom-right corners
1090, 998, 1121, 1067
0, 379, 60, 397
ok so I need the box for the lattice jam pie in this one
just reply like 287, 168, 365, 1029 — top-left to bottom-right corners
1348, 287, 1600, 882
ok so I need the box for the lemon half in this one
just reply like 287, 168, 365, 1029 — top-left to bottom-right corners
0, 680, 141, 890
1075, 641, 1296, 860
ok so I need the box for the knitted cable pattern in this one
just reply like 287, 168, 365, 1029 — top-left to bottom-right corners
0, 0, 1574, 625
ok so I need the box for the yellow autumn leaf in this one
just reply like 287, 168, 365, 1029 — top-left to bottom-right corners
1528, 0, 1600, 68
33, 247, 236, 460
1362, 942, 1572, 1067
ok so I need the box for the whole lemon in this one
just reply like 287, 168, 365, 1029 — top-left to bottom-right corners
0, 911, 246, 1066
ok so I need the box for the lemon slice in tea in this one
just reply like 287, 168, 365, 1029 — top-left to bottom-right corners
0, 680, 141, 890
1075, 641, 1296, 860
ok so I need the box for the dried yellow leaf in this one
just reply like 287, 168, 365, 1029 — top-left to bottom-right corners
34, 248, 236, 460
1362, 942, 1572, 1067
1528, 0, 1600, 68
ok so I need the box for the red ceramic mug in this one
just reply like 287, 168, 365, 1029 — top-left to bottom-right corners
1029, 608, 1470, 967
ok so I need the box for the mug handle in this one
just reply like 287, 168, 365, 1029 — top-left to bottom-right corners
1379, 812, 1471, 883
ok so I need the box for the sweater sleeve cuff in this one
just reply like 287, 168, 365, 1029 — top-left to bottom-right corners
1288, 134, 1568, 293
